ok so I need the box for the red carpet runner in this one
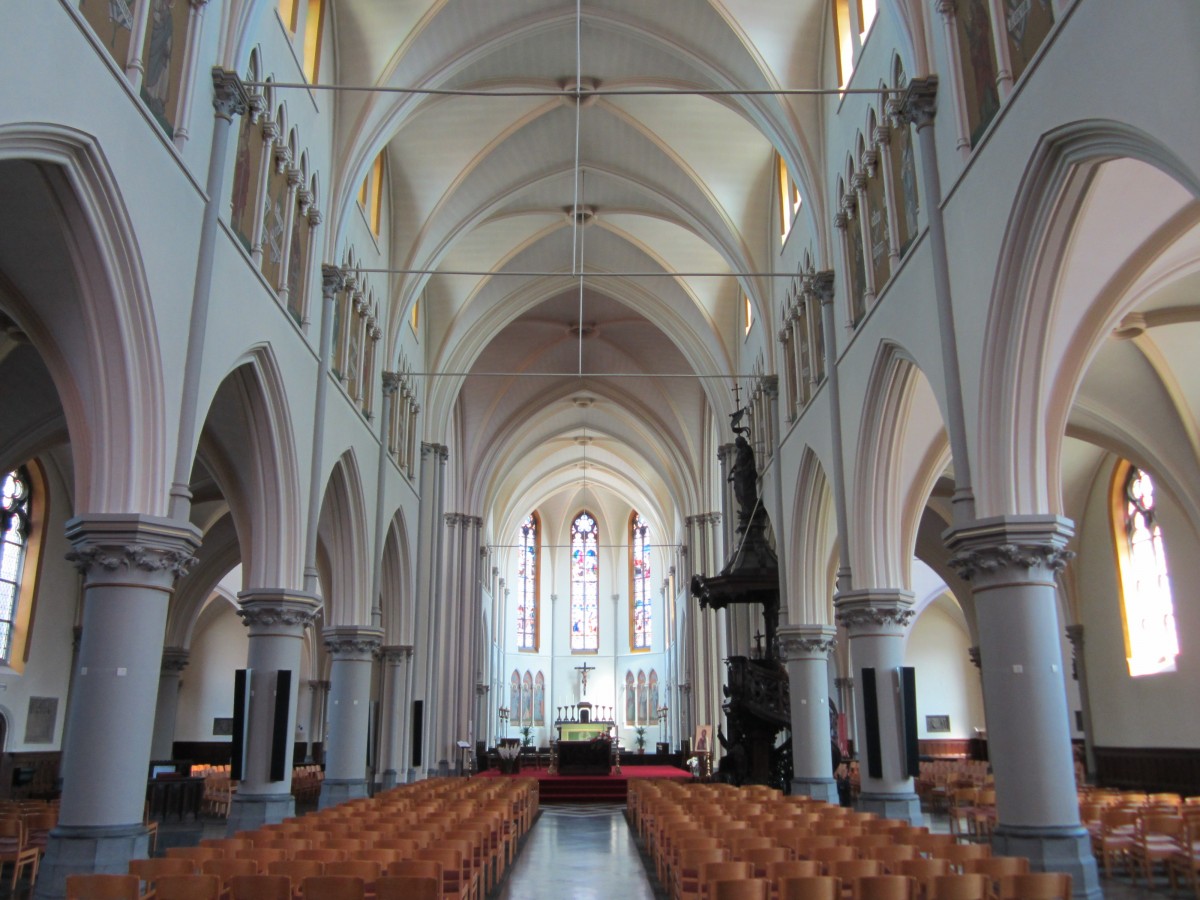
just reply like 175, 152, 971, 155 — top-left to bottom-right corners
476, 765, 691, 801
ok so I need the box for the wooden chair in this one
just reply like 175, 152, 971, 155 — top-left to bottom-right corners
228, 875, 291, 900
743, 847, 791, 879
829, 860, 883, 896
713, 878, 771, 900
293, 850, 347, 865
703, 861, 756, 899
66, 874, 141, 900
416, 848, 469, 900
266, 862, 324, 899
1131, 812, 1184, 887
154, 875, 222, 900
812, 846, 857, 872
894, 858, 951, 900
933, 845, 990, 873
322, 861, 380, 895
677, 848, 732, 900
130, 858, 200, 900
0, 817, 40, 891
779, 875, 842, 900
1091, 806, 1137, 879
997, 873, 1071, 900
236, 850, 289, 870
962, 856, 1028, 897
300, 876, 364, 900
384, 860, 442, 883
200, 840, 252, 856
853, 876, 917, 900
928, 875, 988, 900
913, 835, 956, 858
373, 875, 438, 900
866, 846, 916, 872
167, 848, 225, 864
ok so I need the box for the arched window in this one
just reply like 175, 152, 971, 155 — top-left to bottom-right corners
516, 513, 539, 651
1, 466, 41, 669
0, 470, 30, 661
570, 512, 599, 652
630, 512, 652, 651
1112, 462, 1179, 677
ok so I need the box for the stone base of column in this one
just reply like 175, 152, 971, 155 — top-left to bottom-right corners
790, 777, 839, 805
406, 768, 418, 783
380, 770, 398, 789
992, 825, 1101, 900
226, 792, 295, 834
857, 791, 922, 822
318, 779, 369, 809
437, 759, 450, 777
35, 824, 150, 900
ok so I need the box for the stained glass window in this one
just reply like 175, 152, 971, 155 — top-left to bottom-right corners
0, 469, 32, 662
1115, 464, 1179, 677
516, 513, 539, 651
631, 512, 652, 650
570, 512, 599, 651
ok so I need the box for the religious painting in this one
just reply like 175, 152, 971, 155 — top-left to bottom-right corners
625, 671, 636, 725
1005, 0, 1054, 83
865, 174, 891, 291
693, 724, 713, 755
139, 0, 190, 136
331, 284, 350, 377
79, 0, 137, 71
846, 208, 868, 323
509, 670, 520, 722
637, 670, 648, 725
521, 671, 533, 725
956, 0, 1001, 147
346, 303, 363, 397
285, 203, 309, 323
926, 714, 951, 733
889, 121, 919, 256
24, 697, 57, 744
230, 113, 264, 253
534, 671, 545, 725
261, 163, 290, 291
212, 717, 234, 736
811, 302, 826, 382
648, 670, 659, 721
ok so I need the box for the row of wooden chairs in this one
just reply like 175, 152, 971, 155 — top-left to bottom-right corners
1085, 802, 1200, 895
705, 872, 1071, 900
66, 872, 441, 900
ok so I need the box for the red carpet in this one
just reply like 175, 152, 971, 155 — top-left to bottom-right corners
476, 765, 691, 802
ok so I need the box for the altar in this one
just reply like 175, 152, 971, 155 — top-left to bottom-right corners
555, 738, 613, 775
552, 701, 618, 774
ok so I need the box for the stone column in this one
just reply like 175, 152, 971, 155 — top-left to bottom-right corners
834, 590, 921, 821
150, 647, 190, 760
227, 590, 320, 833
37, 516, 200, 900
319, 627, 383, 807
946, 517, 1100, 899
378, 645, 411, 788
307, 680, 330, 750
778, 625, 839, 803
1065, 624, 1095, 780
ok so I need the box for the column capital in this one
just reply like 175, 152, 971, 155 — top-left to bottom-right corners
804, 271, 836, 305
380, 644, 413, 664
210, 68, 249, 121
161, 646, 190, 674
236, 590, 321, 634
64, 514, 201, 582
1065, 623, 1084, 646
381, 371, 402, 395
834, 589, 915, 634
890, 76, 939, 130
944, 515, 1075, 584
323, 626, 384, 660
967, 645, 981, 669
321, 264, 345, 297
759, 374, 779, 399
475, 683, 490, 696
309, 679, 331, 692
777, 624, 838, 660
834, 676, 854, 689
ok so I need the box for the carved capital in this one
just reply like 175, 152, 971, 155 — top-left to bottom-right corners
891, 76, 938, 129
759, 374, 779, 399
237, 590, 321, 633
210, 68, 249, 121
1065, 624, 1084, 647
935, 0, 957, 19
967, 645, 981, 669
834, 590, 915, 633
307, 207, 323, 227
948, 541, 1075, 581
161, 646, 191, 674
476, 683, 490, 696
945, 515, 1075, 585
777, 625, 838, 661
321, 264, 344, 298
64, 515, 201, 580
323, 626, 384, 660
286, 166, 303, 189
382, 371, 402, 395
873, 123, 891, 147
834, 677, 854, 690
804, 271, 836, 306
381, 644, 413, 665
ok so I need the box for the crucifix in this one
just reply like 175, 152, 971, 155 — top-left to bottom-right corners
752, 630, 765, 659
574, 661, 595, 696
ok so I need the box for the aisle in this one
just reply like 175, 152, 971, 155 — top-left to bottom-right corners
490, 803, 664, 899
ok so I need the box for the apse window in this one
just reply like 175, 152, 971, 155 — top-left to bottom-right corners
516, 513, 539, 652
630, 512, 652, 651
1113, 462, 1179, 677
570, 512, 599, 652
778, 156, 803, 245
744, 296, 753, 336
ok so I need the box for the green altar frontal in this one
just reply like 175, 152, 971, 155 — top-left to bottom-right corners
559, 722, 610, 741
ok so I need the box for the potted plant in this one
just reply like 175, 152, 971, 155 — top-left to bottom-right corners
634, 726, 647, 754
519, 725, 534, 749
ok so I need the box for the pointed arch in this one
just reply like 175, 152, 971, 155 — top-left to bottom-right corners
790, 446, 838, 624
317, 451, 371, 626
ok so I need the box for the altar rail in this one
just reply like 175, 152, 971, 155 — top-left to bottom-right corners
1093, 745, 1200, 795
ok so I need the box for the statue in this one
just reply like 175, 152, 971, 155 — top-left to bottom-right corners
728, 434, 758, 526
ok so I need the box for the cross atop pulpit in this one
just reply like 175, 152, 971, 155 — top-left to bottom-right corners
753, 630, 765, 658
574, 661, 595, 695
